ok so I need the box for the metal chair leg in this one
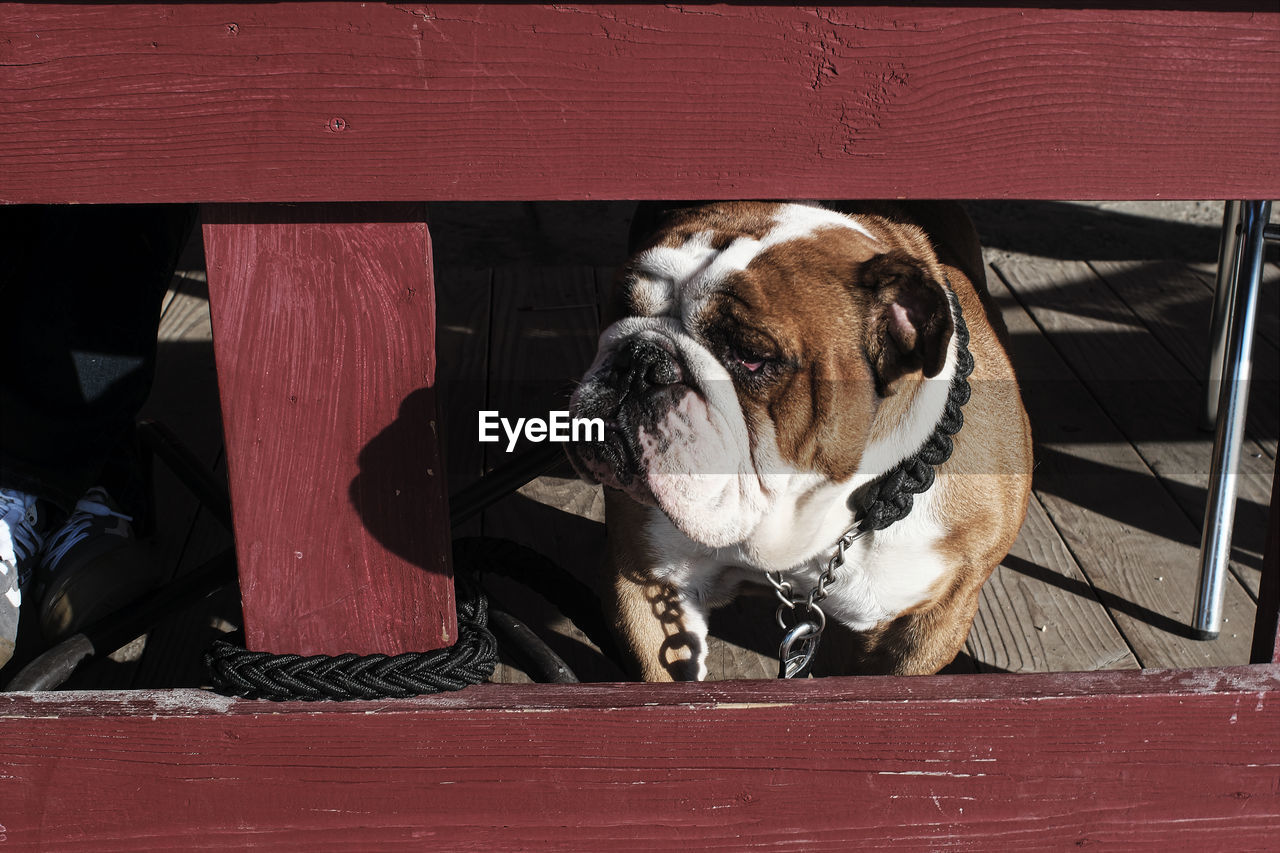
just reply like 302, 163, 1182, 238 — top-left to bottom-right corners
1202, 201, 1243, 431
1194, 200, 1273, 639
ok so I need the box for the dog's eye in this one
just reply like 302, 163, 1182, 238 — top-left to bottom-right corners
710, 319, 783, 379
729, 347, 769, 374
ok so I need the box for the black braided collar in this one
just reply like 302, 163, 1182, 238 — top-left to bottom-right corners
854, 288, 974, 533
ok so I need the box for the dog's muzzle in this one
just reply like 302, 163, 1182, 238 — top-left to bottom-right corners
611, 338, 685, 393
567, 337, 689, 492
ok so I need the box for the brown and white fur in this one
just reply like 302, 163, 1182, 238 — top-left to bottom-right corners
567, 201, 1032, 680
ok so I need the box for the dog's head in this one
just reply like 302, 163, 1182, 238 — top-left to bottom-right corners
567, 202, 957, 548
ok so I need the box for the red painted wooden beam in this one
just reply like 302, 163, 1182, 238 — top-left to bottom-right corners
202, 203, 454, 655
2, 667, 1277, 848
1, 3, 1277, 203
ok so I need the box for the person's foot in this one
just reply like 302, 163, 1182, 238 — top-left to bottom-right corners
37, 486, 159, 642
0, 488, 48, 667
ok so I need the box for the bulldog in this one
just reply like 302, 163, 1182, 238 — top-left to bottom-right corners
567, 201, 1032, 680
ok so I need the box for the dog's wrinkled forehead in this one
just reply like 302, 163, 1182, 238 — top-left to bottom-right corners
626, 203, 880, 326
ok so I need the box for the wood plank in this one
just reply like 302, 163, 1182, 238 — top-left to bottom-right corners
1088, 258, 1276, 605
3, 4, 1278, 203
1195, 256, 1279, 361
434, 266, 492, 539
1000, 255, 1273, 601
2, 667, 1276, 848
481, 266, 621, 682
987, 265, 1257, 668
1090, 259, 1278, 459
433, 262, 534, 683
1186, 257, 1279, 353
1262, 261, 1280, 350
202, 203, 454, 656
1252, 457, 1280, 665
967, 495, 1139, 674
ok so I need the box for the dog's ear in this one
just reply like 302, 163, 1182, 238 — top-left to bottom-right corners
858, 250, 954, 395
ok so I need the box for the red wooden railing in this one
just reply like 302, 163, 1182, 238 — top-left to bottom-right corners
1, 2, 1277, 847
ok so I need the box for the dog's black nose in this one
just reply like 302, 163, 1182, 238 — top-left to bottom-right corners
646, 356, 681, 386
612, 339, 683, 392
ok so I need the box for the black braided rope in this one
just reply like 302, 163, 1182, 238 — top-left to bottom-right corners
204, 573, 497, 701
857, 291, 974, 533
453, 536, 622, 667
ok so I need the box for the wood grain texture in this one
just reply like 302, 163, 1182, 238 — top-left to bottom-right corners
968, 494, 1139, 673
988, 265, 1258, 667
1000, 255, 1274, 601
1089, 259, 1277, 600
965, 262, 1140, 674
202, 203, 454, 655
1090, 259, 1278, 460
1, 3, 1277, 203
2, 667, 1276, 849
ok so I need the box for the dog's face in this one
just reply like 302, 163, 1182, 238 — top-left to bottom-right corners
568, 202, 956, 549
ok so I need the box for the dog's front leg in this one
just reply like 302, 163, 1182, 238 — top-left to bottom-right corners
612, 569, 710, 681
601, 489, 711, 681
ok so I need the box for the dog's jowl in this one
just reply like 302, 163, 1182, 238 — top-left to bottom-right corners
567, 201, 1032, 681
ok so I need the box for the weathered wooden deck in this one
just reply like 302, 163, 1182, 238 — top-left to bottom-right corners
57, 201, 1277, 689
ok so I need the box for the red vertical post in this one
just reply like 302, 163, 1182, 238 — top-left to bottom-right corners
201, 203, 455, 655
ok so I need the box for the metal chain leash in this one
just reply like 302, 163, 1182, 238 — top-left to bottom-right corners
767, 526, 865, 679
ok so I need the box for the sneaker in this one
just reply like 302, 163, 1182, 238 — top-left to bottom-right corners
0, 488, 48, 667
37, 486, 160, 642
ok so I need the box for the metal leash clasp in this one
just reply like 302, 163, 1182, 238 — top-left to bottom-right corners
768, 526, 863, 679
769, 572, 828, 679
778, 614, 823, 679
